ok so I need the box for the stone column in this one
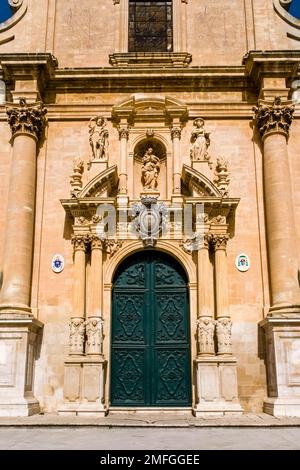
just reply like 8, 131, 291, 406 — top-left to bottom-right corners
69, 235, 87, 355
171, 124, 182, 195
212, 234, 232, 355
197, 234, 215, 355
117, 123, 129, 195
253, 97, 300, 313
0, 99, 47, 314
86, 236, 104, 356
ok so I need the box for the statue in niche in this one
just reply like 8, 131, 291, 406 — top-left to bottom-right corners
141, 147, 160, 190
88, 116, 109, 160
190, 117, 211, 161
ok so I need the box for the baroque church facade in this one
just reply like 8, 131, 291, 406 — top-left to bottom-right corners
1, 0, 300, 417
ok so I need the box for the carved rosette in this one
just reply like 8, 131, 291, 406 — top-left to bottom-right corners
6, 98, 47, 141
85, 317, 104, 355
170, 126, 182, 140
197, 317, 215, 355
69, 317, 85, 355
118, 124, 130, 140
216, 318, 232, 354
210, 234, 229, 251
253, 97, 295, 140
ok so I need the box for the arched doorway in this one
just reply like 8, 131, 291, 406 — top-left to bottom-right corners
110, 251, 192, 407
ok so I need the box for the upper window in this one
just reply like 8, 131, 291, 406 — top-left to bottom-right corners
128, 0, 173, 53
0, 0, 13, 23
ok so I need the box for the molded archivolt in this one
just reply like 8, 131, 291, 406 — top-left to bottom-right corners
0, 1, 27, 34
273, 0, 300, 39
105, 239, 197, 287
79, 165, 118, 198
182, 164, 222, 198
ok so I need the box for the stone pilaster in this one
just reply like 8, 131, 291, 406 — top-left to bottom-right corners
170, 124, 182, 195
70, 235, 87, 355
87, 235, 104, 356
253, 97, 300, 314
197, 234, 215, 355
0, 99, 47, 314
117, 123, 129, 195
211, 234, 232, 355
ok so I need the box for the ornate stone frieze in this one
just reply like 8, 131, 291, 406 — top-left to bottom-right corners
70, 158, 84, 198
190, 117, 211, 163
118, 124, 130, 140
216, 318, 232, 355
170, 126, 182, 140
69, 317, 85, 355
210, 234, 229, 250
253, 96, 294, 139
85, 317, 104, 355
88, 116, 109, 161
6, 98, 47, 141
130, 197, 168, 247
214, 157, 230, 197
197, 317, 215, 355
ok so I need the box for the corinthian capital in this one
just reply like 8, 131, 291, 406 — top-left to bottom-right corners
170, 126, 181, 140
118, 124, 130, 140
210, 234, 229, 250
6, 98, 47, 141
253, 96, 294, 140
71, 234, 88, 252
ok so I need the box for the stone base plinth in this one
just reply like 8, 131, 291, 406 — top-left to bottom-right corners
193, 356, 243, 417
87, 159, 108, 181
58, 356, 107, 416
260, 316, 300, 417
0, 316, 43, 417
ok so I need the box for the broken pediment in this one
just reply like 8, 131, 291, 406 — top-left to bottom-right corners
182, 164, 222, 198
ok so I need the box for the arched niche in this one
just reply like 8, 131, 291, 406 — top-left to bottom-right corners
133, 137, 167, 199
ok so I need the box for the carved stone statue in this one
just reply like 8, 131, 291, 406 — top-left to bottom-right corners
190, 118, 210, 161
141, 147, 160, 190
197, 318, 215, 355
86, 317, 104, 355
88, 116, 109, 160
216, 318, 232, 355
69, 317, 85, 354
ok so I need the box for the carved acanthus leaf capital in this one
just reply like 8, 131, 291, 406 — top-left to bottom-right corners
71, 234, 88, 252
170, 126, 182, 140
253, 96, 295, 139
90, 235, 104, 250
6, 98, 47, 141
118, 124, 130, 140
210, 234, 229, 250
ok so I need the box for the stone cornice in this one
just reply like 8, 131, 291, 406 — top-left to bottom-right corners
243, 50, 300, 86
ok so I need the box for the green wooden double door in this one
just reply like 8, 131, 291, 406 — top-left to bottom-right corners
111, 251, 192, 407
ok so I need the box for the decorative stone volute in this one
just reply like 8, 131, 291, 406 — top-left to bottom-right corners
70, 158, 84, 198
253, 96, 294, 140
6, 98, 47, 141
214, 157, 230, 197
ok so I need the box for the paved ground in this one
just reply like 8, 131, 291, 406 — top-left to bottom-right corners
0, 426, 300, 450
1, 412, 300, 427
